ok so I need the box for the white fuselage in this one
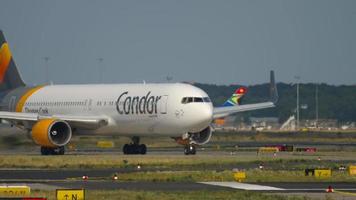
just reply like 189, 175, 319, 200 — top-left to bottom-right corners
21, 83, 213, 137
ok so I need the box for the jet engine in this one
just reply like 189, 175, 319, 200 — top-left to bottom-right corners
174, 126, 213, 145
189, 126, 212, 145
31, 119, 72, 147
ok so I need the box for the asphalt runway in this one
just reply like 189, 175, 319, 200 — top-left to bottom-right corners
1, 143, 356, 157
1, 181, 355, 193
0, 181, 225, 191
2, 157, 356, 180
0, 169, 119, 180
200, 182, 356, 193
0, 168, 355, 193
0, 169, 355, 193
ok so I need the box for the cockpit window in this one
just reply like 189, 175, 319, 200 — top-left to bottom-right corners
181, 97, 193, 104
203, 97, 211, 102
181, 97, 211, 104
194, 97, 203, 102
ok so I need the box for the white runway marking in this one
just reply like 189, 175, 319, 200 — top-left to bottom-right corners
199, 182, 285, 191
286, 189, 356, 191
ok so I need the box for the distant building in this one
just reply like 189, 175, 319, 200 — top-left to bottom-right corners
249, 117, 280, 130
301, 119, 338, 130
339, 122, 355, 130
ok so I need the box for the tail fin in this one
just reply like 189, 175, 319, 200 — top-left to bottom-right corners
222, 86, 247, 107
0, 30, 25, 92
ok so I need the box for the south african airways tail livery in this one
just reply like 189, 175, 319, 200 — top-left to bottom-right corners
222, 87, 248, 107
0, 31, 278, 155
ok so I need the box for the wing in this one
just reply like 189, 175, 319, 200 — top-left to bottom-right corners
0, 111, 108, 130
213, 70, 278, 119
213, 102, 275, 119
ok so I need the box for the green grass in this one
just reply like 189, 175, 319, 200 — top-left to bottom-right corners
0, 152, 355, 169
102, 169, 356, 183
12, 189, 314, 200
211, 131, 356, 143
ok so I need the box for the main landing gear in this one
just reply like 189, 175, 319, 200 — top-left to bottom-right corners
41, 146, 65, 155
184, 145, 196, 155
123, 136, 147, 155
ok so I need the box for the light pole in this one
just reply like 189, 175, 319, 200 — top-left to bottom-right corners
166, 76, 173, 82
294, 76, 300, 131
315, 83, 319, 129
97, 58, 104, 83
43, 56, 50, 84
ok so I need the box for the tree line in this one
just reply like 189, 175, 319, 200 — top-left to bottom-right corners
195, 83, 356, 123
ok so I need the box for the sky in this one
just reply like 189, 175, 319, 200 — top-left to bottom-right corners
0, 0, 355, 85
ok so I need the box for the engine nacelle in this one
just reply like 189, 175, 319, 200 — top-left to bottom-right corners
175, 126, 213, 146
32, 119, 72, 147
190, 126, 212, 145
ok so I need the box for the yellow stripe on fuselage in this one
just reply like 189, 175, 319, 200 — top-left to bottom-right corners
15, 86, 45, 112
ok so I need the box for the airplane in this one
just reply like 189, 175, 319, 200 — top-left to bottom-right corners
0, 31, 278, 155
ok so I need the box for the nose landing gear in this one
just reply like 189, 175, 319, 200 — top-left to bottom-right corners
123, 136, 147, 155
184, 145, 196, 155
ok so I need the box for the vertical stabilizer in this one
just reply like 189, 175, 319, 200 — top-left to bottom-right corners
222, 87, 248, 107
0, 30, 25, 92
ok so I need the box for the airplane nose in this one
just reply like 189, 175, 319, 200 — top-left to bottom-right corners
197, 105, 213, 127
184, 104, 214, 132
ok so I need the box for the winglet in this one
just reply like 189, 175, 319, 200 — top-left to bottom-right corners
269, 70, 278, 104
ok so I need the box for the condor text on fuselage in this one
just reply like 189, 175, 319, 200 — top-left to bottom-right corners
116, 91, 163, 115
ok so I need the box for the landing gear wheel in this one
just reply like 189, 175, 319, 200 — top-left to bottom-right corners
184, 145, 196, 155
184, 146, 190, 155
53, 146, 65, 155
123, 144, 129, 154
123, 143, 147, 155
40, 146, 65, 155
139, 144, 147, 155
41, 147, 50, 155
190, 145, 196, 155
